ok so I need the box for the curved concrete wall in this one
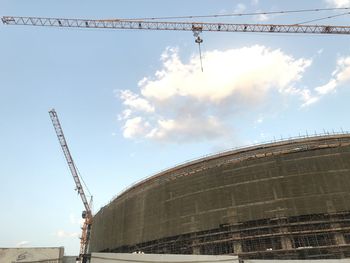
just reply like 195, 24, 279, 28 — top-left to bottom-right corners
89, 135, 350, 255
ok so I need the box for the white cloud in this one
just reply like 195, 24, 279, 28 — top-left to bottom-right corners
122, 117, 151, 139
118, 45, 312, 143
119, 90, 154, 113
146, 115, 228, 142
315, 79, 337, 95
326, 0, 350, 7
301, 93, 320, 107
312, 55, 350, 101
333, 56, 350, 82
254, 12, 270, 22
55, 230, 79, 238
282, 86, 318, 107
16, 241, 30, 247
140, 46, 310, 102
118, 109, 132, 121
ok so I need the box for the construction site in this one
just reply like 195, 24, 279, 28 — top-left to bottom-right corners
2, 3, 350, 263
89, 133, 350, 260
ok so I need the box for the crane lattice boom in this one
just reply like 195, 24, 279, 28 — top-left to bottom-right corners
49, 109, 92, 262
3, 16, 350, 35
49, 109, 90, 213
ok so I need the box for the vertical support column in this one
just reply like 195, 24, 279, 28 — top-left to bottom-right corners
331, 218, 346, 246
191, 234, 200, 255
232, 233, 242, 254
334, 230, 346, 245
327, 201, 346, 256
331, 221, 346, 258
274, 216, 293, 251
280, 227, 293, 250
192, 243, 200, 255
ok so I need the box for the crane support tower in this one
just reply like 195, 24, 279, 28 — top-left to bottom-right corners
49, 109, 92, 263
2, 16, 350, 35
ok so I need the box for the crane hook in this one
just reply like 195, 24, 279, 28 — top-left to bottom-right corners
193, 29, 204, 72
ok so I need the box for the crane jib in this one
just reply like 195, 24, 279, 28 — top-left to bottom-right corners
48, 109, 92, 261
49, 109, 91, 214
2, 16, 350, 34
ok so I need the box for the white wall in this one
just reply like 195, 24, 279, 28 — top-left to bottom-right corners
90, 253, 350, 263
0, 247, 64, 263
91, 253, 238, 263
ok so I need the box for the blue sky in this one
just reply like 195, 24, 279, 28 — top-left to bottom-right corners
1, 0, 350, 256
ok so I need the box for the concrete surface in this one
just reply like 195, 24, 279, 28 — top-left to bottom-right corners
0, 247, 64, 263
63, 256, 78, 263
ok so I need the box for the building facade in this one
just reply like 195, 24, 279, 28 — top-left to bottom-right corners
90, 134, 350, 259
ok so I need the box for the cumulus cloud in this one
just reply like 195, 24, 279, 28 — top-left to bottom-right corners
118, 45, 313, 143
119, 90, 154, 113
140, 46, 310, 102
146, 115, 228, 142
305, 55, 350, 105
55, 230, 79, 238
332, 56, 350, 82
123, 117, 151, 139
326, 0, 350, 7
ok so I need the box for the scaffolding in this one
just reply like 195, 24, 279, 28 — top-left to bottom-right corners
102, 212, 350, 260
91, 133, 350, 260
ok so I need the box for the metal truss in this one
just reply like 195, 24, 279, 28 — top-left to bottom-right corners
3, 16, 350, 35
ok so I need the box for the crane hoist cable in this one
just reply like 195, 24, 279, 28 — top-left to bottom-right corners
120, 7, 350, 21
193, 29, 204, 72
296, 11, 350, 25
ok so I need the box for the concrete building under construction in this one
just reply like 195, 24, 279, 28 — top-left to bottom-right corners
89, 133, 350, 260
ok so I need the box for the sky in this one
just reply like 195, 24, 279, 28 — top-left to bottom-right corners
1, 0, 350, 256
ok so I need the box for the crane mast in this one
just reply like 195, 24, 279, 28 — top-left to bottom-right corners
3, 16, 350, 35
49, 109, 92, 262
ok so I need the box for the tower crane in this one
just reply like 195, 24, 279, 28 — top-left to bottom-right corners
6, 12, 350, 260
3, 15, 350, 70
49, 109, 92, 263
2, 16, 350, 35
